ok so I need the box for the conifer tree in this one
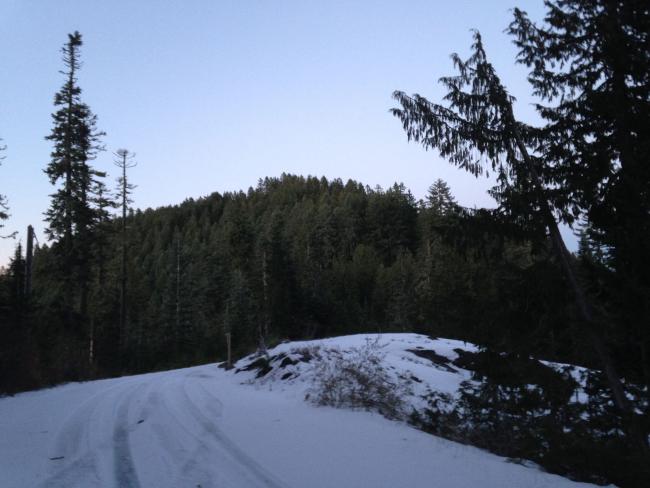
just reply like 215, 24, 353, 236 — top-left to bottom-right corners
508, 1, 650, 255
7, 243, 26, 308
44, 31, 105, 317
426, 179, 458, 216
392, 30, 644, 447
508, 0, 650, 422
224, 268, 255, 355
91, 177, 115, 286
87, 177, 115, 369
114, 149, 137, 345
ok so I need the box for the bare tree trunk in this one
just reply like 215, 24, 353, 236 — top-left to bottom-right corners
89, 317, 94, 366
24, 225, 34, 297
176, 235, 181, 334
119, 161, 127, 356
262, 249, 269, 341
79, 187, 89, 321
225, 331, 232, 369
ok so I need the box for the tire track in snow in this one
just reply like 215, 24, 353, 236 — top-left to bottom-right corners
146, 370, 289, 487
112, 383, 145, 488
152, 374, 228, 487
178, 374, 289, 488
37, 379, 136, 487
37, 366, 290, 488
37, 379, 147, 488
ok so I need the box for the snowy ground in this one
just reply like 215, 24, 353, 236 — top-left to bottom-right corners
0, 333, 605, 487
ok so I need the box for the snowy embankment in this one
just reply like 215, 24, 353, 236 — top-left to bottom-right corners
0, 333, 604, 488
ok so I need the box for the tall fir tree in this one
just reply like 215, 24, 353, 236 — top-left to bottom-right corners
508, 0, 650, 416
44, 31, 105, 318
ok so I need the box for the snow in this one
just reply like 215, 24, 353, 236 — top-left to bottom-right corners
0, 333, 607, 487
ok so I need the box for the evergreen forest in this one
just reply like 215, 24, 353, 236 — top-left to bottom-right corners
0, 1, 648, 485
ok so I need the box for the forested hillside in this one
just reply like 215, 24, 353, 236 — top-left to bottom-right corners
0, 174, 577, 386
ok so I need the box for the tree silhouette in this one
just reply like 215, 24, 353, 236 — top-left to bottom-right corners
44, 31, 105, 317
114, 148, 137, 352
392, 30, 645, 448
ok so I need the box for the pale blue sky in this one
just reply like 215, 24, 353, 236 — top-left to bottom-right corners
1, 0, 569, 265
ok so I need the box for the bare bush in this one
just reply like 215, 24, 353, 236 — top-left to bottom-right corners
307, 338, 411, 420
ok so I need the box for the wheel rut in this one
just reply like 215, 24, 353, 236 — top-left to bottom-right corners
37, 366, 290, 488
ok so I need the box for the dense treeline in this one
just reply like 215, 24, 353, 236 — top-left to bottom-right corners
1, 171, 643, 387
0, 175, 574, 384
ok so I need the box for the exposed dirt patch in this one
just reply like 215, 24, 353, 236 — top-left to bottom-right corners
236, 356, 272, 378
278, 356, 299, 368
407, 349, 458, 373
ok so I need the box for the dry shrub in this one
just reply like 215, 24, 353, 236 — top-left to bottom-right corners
308, 338, 411, 420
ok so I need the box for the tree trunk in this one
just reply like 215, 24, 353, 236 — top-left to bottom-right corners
63, 56, 75, 316
225, 331, 232, 369
24, 225, 34, 298
119, 162, 128, 357
176, 235, 181, 333
89, 317, 94, 366
262, 249, 269, 341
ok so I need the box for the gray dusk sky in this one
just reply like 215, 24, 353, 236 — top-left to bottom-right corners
1, 0, 573, 265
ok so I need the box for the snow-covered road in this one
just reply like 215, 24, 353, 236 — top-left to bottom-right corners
0, 334, 606, 487
9, 366, 286, 488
